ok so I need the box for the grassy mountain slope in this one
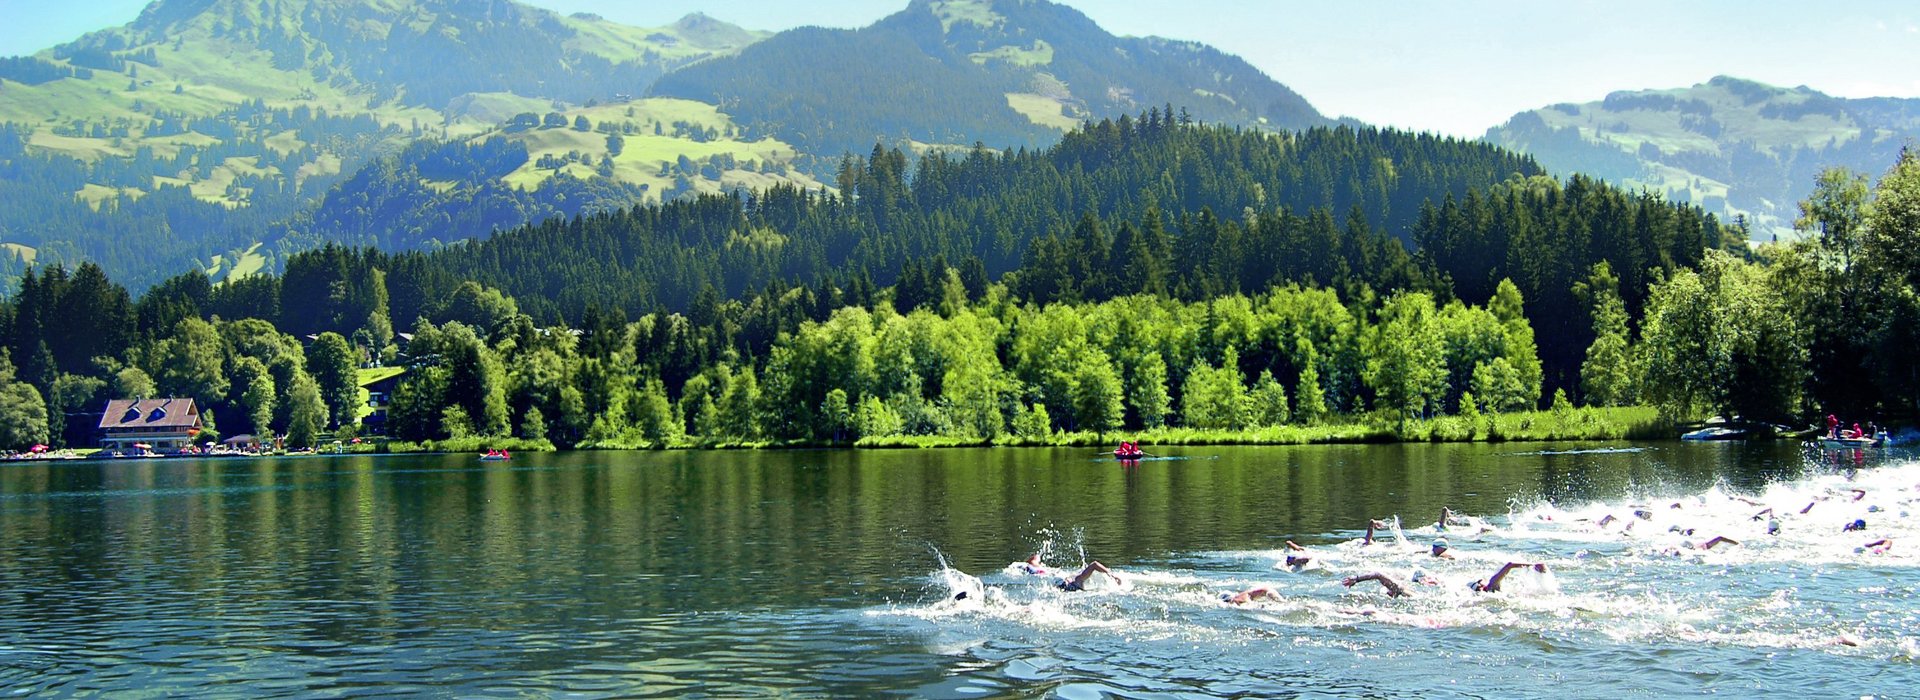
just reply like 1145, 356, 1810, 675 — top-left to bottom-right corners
1486, 76, 1920, 240
0, 0, 777, 289
650, 0, 1328, 162
3, 0, 1336, 291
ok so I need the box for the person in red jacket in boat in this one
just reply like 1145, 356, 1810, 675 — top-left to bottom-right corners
1114, 441, 1145, 459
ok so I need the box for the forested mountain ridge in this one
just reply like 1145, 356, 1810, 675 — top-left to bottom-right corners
2, 0, 1334, 292
1486, 76, 1920, 241
650, 0, 1329, 160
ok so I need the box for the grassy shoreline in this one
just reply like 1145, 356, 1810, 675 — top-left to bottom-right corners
11, 407, 1668, 459
569, 406, 1670, 451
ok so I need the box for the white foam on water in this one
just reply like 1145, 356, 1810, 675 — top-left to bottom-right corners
883, 458, 1920, 668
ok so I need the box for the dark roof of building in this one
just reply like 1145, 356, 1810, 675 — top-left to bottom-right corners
97, 398, 202, 430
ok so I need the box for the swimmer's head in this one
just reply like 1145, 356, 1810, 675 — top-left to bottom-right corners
1411, 569, 1430, 585
1219, 592, 1234, 602
953, 591, 968, 601
1431, 539, 1449, 555
1868, 505, 1882, 513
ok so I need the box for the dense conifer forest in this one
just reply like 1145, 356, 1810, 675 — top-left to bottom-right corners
10, 113, 1851, 454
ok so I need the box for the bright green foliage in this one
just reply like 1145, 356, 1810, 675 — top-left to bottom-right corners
819, 388, 853, 443
114, 366, 156, 400
633, 378, 681, 444
1489, 280, 1543, 409
1183, 349, 1250, 430
715, 365, 761, 441
1364, 292, 1446, 423
1250, 371, 1290, 427
231, 357, 276, 436
519, 406, 546, 440
1129, 353, 1171, 429
306, 332, 359, 428
1011, 401, 1052, 438
1638, 252, 1805, 421
437, 282, 520, 334
284, 371, 327, 449
441, 405, 474, 439
1471, 358, 1530, 413
1069, 353, 1126, 434
854, 394, 903, 438
1291, 336, 1328, 424
151, 317, 228, 407
0, 353, 49, 450
0, 381, 49, 451
1575, 262, 1636, 407
47, 373, 107, 447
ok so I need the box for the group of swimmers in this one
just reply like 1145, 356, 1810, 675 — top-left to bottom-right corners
956, 476, 1914, 609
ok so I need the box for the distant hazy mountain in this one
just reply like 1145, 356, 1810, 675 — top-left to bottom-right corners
0, 0, 1325, 290
1486, 76, 1920, 241
652, 0, 1328, 158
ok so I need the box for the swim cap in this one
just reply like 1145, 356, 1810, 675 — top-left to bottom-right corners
1432, 538, 1448, 549
1411, 569, 1429, 584
1868, 505, 1882, 513
1219, 592, 1234, 602
953, 591, 968, 601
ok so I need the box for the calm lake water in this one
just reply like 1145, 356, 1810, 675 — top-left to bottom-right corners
0, 442, 1915, 697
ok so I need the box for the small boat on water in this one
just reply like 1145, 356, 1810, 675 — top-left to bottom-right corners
1817, 434, 1885, 449
1113, 441, 1147, 460
479, 450, 512, 461
1681, 426, 1748, 441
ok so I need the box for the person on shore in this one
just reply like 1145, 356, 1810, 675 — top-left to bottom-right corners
1219, 586, 1283, 605
1828, 413, 1840, 439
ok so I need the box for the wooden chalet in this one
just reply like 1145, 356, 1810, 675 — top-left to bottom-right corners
97, 398, 203, 452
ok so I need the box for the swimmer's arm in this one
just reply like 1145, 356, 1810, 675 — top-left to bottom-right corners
1284, 540, 1307, 552
1699, 536, 1739, 550
1342, 572, 1408, 598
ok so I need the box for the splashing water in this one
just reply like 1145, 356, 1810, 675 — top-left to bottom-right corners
880, 457, 1920, 694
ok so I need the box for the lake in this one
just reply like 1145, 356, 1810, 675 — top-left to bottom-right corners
0, 442, 1914, 697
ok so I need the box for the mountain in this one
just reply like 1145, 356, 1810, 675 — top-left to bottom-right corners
0, 0, 777, 289
650, 0, 1328, 159
0, 0, 1326, 292
1486, 76, 1920, 241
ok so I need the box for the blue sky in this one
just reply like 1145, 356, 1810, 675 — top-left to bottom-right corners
3, 0, 1916, 137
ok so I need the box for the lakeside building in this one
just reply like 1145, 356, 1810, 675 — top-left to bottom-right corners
96, 398, 203, 452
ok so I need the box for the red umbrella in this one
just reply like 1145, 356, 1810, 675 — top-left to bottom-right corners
29, 444, 48, 453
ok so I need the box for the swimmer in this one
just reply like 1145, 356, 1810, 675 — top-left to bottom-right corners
1282, 541, 1313, 571
1363, 519, 1389, 545
1219, 586, 1283, 605
1843, 518, 1868, 532
1469, 562, 1547, 593
1011, 553, 1052, 576
1429, 538, 1456, 559
1053, 561, 1120, 592
1341, 572, 1411, 598
1858, 539, 1893, 554
1437, 507, 1465, 531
